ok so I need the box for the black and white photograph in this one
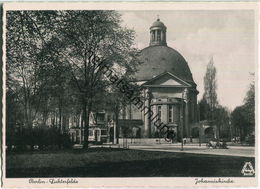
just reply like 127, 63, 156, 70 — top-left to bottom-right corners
1, 2, 258, 188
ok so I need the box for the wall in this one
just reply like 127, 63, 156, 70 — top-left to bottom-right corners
118, 138, 171, 145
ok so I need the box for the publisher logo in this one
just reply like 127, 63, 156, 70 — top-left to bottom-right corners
241, 162, 255, 176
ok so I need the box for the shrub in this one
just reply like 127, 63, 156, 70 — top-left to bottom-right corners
6, 126, 72, 152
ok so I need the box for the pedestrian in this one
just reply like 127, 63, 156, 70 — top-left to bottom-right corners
183, 137, 187, 145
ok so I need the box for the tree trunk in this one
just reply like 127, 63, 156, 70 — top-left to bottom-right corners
80, 110, 84, 144
83, 99, 92, 149
239, 127, 243, 142
58, 97, 63, 133
24, 98, 33, 129
42, 97, 48, 126
115, 110, 119, 144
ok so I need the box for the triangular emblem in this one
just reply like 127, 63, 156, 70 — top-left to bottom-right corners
241, 162, 255, 176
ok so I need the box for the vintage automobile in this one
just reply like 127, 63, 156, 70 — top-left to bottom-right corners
207, 139, 228, 149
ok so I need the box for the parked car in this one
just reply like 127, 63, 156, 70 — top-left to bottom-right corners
207, 139, 228, 149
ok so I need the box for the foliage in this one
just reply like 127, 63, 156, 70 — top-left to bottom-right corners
198, 98, 210, 121
6, 10, 139, 149
243, 80, 255, 129
214, 106, 230, 138
203, 57, 218, 115
200, 57, 231, 140
231, 78, 255, 143
6, 126, 72, 151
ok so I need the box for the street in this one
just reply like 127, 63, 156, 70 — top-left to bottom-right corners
96, 143, 255, 157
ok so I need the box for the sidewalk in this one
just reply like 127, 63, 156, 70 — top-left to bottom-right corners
132, 142, 255, 149
93, 143, 255, 157
127, 143, 255, 157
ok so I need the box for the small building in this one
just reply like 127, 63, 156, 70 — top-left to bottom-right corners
191, 120, 218, 143
69, 111, 115, 144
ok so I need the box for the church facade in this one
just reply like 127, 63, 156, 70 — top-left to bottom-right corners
120, 18, 199, 140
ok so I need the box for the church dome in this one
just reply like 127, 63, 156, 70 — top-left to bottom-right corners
135, 18, 195, 85
135, 45, 195, 84
150, 18, 166, 29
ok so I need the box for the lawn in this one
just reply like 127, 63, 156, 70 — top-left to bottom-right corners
6, 148, 255, 177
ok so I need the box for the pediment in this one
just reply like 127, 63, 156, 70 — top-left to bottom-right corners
153, 77, 183, 86
142, 72, 191, 87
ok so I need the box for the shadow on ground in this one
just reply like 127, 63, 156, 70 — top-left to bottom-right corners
6, 148, 255, 177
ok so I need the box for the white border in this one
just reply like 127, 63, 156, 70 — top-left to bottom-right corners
1, 2, 259, 188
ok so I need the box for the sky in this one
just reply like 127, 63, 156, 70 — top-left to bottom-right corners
120, 10, 255, 110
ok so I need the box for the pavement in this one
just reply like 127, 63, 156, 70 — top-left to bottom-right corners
94, 143, 255, 157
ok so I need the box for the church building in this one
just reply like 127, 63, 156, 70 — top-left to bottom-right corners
120, 18, 199, 140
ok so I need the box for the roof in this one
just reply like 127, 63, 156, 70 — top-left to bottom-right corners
150, 18, 166, 29
134, 45, 195, 85
142, 72, 192, 87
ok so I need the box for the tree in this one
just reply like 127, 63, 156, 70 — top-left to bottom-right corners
231, 75, 255, 142
214, 106, 230, 139
40, 11, 139, 148
202, 57, 219, 138
203, 57, 218, 118
243, 75, 255, 134
6, 11, 64, 130
6, 11, 140, 149
231, 106, 247, 141
198, 98, 210, 121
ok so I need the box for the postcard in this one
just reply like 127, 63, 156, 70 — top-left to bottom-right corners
1, 2, 258, 188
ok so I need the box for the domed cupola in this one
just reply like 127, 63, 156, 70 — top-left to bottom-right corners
150, 18, 167, 46
135, 17, 196, 85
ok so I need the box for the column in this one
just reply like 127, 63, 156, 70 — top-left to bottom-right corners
150, 31, 152, 42
150, 104, 156, 135
158, 30, 161, 41
179, 101, 184, 143
143, 89, 151, 138
161, 31, 164, 43
185, 101, 189, 137
161, 104, 167, 123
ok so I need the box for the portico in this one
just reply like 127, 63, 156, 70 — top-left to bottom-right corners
138, 72, 198, 139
